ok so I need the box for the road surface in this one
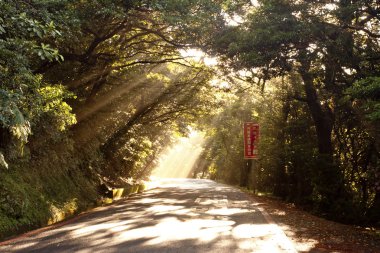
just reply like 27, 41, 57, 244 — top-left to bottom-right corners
0, 179, 296, 253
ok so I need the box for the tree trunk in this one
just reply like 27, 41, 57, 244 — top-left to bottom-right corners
299, 69, 334, 158
299, 62, 348, 215
273, 99, 290, 198
240, 159, 252, 188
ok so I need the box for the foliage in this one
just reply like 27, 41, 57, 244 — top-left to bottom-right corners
346, 77, 380, 121
200, 90, 254, 185
0, 142, 99, 239
37, 85, 77, 131
0, 0, 237, 238
0, 0, 72, 163
202, 0, 380, 223
1, 0, 380, 239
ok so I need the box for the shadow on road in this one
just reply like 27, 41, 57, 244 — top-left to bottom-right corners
1, 179, 296, 253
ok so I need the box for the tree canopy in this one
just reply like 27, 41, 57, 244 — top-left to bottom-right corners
0, 0, 379, 238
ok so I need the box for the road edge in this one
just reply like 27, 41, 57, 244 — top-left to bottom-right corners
245, 192, 298, 253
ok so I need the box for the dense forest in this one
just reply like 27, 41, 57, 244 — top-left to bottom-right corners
0, 0, 379, 238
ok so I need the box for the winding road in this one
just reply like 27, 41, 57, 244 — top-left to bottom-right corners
0, 179, 297, 253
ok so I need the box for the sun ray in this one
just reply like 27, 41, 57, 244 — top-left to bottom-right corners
151, 129, 205, 178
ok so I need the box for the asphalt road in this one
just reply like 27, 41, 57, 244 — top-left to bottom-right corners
0, 179, 297, 253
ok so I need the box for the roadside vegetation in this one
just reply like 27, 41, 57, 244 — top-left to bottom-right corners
0, 0, 379, 239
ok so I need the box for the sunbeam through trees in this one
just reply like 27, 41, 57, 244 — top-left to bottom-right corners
0, 0, 379, 243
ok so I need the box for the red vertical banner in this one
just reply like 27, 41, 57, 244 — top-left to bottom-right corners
244, 122, 259, 159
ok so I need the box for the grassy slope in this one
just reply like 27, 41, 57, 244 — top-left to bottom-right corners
0, 142, 101, 240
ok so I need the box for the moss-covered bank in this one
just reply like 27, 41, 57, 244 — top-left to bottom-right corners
0, 149, 99, 239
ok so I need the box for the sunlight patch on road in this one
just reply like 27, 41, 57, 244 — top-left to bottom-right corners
137, 217, 235, 245
84, 216, 236, 247
135, 198, 161, 204
147, 205, 185, 213
293, 239, 319, 252
134, 196, 189, 205
232, 224, 275, 239
279, 225, 319, 252
72, 220, 133, 236
8, 241, 38, 251
206, 207, 251, 216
